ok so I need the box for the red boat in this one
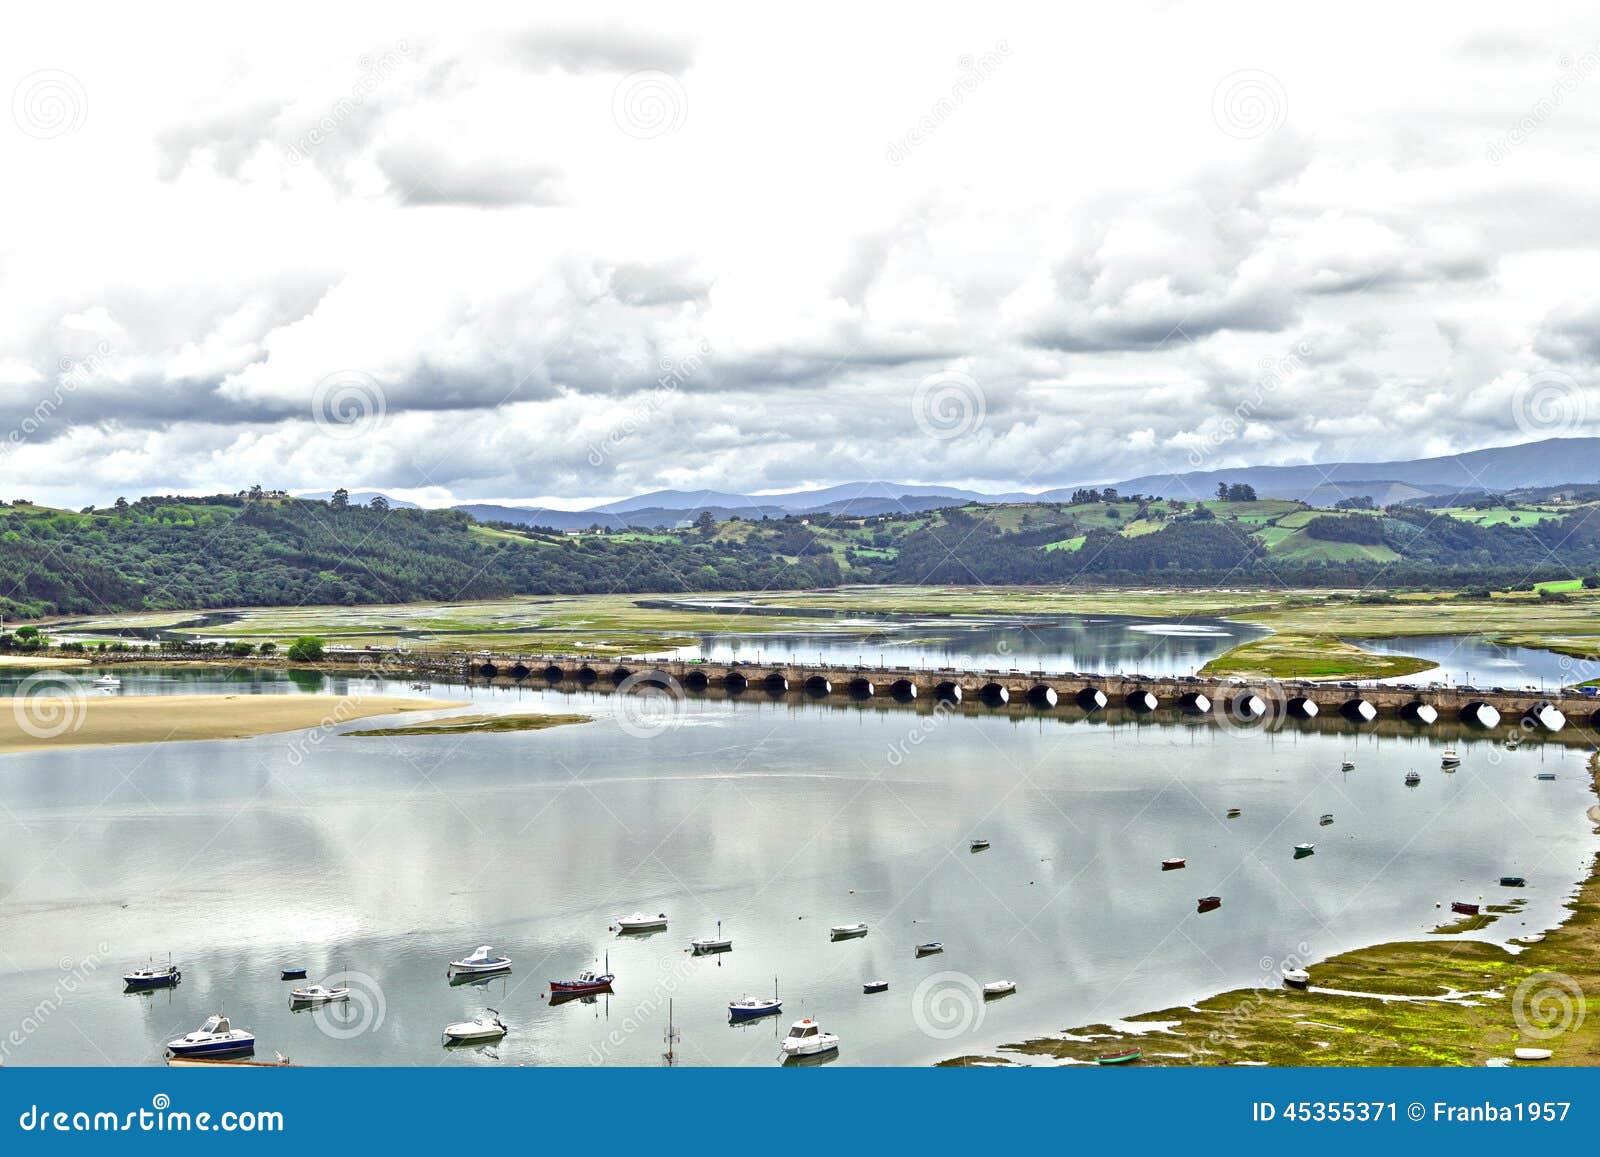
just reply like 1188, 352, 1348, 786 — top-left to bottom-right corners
551, 964, 614, 995
1161, 858, 1186, 871
1196, 895, 1222, 913
1450, 901, 1480, 916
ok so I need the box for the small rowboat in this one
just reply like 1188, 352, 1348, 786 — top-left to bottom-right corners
969, 838, 991, 851
691, 920, 731, 954
915, 942, 944, 956
1096, 1047, 1142, 1065
1319, 813, 1334, 826
280, 968, 307, 981
1282, 968, 1310, 989
1499, 876, 1526, 888
863, 980, 889, 994
550, 967, 614, 996
1161, 857, 1186, 871
1536, 772, 1557, 781
982, 980, 1016, 998
1341, 760, 1355, 772
1293, 843, 1315, 858
1514, 1047, 1553, 1061
1404, 771, 1422, 785
1451, 901, 1480, 916
829, 922, 868, 940
1226, 807, 1242, 818
1197, 895, 1222, 913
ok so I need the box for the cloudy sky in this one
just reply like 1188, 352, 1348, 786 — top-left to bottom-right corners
3, 2, 1599, 509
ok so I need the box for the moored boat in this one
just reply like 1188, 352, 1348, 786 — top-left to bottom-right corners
1282, 967, 1310, 989
1451, 900, 1480, 916
280, 968, 307, 981
167, 1015, 254, 1057
729, 978, 782, 1021
1319, 813, 1334, 826
1536, 772, 1557, 781
915, 941, 944, 956
969, 838, 991, 851
1226, 807, 1242, 818
982, 979, 1016, 998
1197, 895, 1222, 913
123, 960, 181, 990
1499, 876, 1526, 888
1293, 843, 1315, 857
1096, 1047, 1142, 1065
1514, 1047, 1552, 1061
1341, 760, 1355, 772
614, 912, 669, 932
1161, 857, 1186, 871
288, 984, 349, 1006
1404, 770, 1422, 785
829, 922, 868, 939
442, 1009, 507, 1044
779, 1017, 839, 1058
550, 960, 614, 995
93, 674, 122, 688
863, 979, 889, 993
690, 919, 731, 953
1441, 748, 1461, 767
448, 945, 511, 975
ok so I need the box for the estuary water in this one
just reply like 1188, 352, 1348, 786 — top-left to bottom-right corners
0, 666, 1594, 1067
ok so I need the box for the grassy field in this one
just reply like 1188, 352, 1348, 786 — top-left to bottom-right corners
943, 754, 1600, 1067
1200, 634, 1435, 680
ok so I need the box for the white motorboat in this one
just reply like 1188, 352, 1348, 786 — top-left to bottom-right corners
93, 674, 122, 688
442, 1009, 507, 1044
1282, 968, 1310, 989
288, 984, 350, 1005
1341, 759, 1355, 772
448, 945, 511, 975
614, 912, 669, 932
779, 1017, 839, 1058
1404, 770, 1422, 785
982, 980, 1016, 998
167, 1014, 255, 1057
1514, 1047, 1553, 1061
828, 922, 868, 939
1441, 748, 1461, 767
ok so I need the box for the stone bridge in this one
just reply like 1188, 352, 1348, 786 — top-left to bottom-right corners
402, 652, 1594, 734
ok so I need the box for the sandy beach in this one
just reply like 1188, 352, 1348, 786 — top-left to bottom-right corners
0, 654, 90, 667
0, 693, 467, 755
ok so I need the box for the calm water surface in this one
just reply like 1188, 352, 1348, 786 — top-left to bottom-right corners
0, 668, 1593, 1067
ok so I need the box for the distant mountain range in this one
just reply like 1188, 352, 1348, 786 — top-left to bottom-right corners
435, 437, 1600, 529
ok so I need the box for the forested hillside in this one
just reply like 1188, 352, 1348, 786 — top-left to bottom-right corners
2, 490, 1598, 621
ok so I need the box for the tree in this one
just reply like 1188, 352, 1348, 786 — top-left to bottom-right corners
369, 495, 389, 512
114, 497, 128, 511
1334, 495, 1375, 510
1583, 575, 1599, 589
694, 510, 716, 536
285, 635, 327, 662
248, 484, 264, 501
330, 488, 350, 510
1216, 482, 1229, 500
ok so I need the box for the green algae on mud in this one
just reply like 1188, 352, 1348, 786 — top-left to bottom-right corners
343, 712, 592, 737
943, 754, 1600, 1068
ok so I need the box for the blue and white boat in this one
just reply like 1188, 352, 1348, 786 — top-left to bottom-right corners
122, 960, 180, 990
729, 978, 782, 1021
448, 945, 511, 976
915, 942, 944, 956
167, 1015, 255, 1057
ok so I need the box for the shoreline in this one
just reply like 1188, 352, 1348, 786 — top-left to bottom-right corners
0, 694, 466, 755
946, 751, 1600, 1067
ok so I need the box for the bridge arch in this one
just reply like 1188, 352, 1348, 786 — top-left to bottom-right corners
1340, 697, 1377, 722
1075, 686, 1108, 711
542, 664, 564, 682
1125, 689, 1157, 712
934, 681, 962, 703
804, 675, 832, 695
723, 670, 749, 692
890, 679, 917, 700
848, 677, 875, 698
979, 681, 1009, 705
1028, 684, 1058, 708
1460, 701, 1499, 728
1400, 700, 1437, 725
1286, 696, 1318, 719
